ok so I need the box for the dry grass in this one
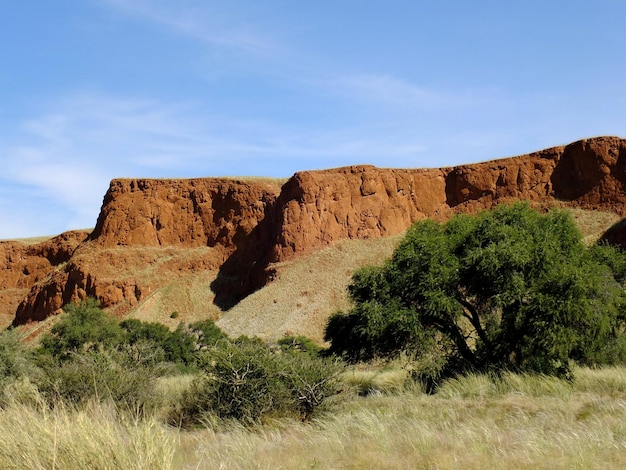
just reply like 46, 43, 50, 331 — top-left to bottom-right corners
0, 400, 177, 469
566, 208, 621, 244
0, 235, 54, 245
221, 176, 289, 188
2, 367, 626, 468
177, 366, 626, 469
341, 367, 413, 395
216, 235, 403, 343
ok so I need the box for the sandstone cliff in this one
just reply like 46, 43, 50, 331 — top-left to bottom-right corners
5, 136, 626, 329
0, 231, 89, 326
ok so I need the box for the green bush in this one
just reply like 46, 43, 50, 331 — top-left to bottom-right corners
175, 337, 342, 426
36, 345, 168, 414
277, 335, 323, 356
0, 329, 38, 402
39, 298, 124, 359
188, 319, 226, 349
0, 329, 33, 382
120, 318, 225, 366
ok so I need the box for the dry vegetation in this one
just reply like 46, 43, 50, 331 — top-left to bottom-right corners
2, 366, 626, 469
2, 208, 626, 468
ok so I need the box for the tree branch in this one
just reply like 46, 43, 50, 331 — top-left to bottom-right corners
456, 293, 493, 353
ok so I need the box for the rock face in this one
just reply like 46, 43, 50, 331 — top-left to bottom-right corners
90, 178, 281, 250
5, 136, 626, 326
12, 178, 283, 324
0, 231, 89, 289
271, 166, 449, 261
0, 231, 89, 325
271, 136, 626, 261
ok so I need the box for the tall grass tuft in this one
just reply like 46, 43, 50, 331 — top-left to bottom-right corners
341, 367, 413, 395
573, 365, 626, 396
436, 371, 573, 400
0, 398, 177, 469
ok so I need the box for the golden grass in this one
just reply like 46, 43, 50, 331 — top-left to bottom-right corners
0, 401, 177, 469
340, 361, 415, 396
179, 366, 626, 469
179, 368, 626, 469
0, 235, 53, 245
2, 367, 626, 469
566, 208, 621, 244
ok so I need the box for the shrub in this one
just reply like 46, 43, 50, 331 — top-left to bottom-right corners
0, 329, 38, 403
120, 318, 225, 366
175, 337, 342, 426
36, 346, 168, 414
188, 319, 226, 350
39, 298, 124, 359
0, 329, 34, 382
277, 335, 323, 356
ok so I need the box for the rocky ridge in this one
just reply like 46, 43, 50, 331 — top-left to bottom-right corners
3, 136, 626, 330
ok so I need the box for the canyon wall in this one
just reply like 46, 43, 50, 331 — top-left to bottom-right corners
5, 136, 626, 326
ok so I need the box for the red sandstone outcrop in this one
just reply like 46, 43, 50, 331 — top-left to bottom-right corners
271, 166, 450, 261
5, 136, 626, 326
0, 230, 89, 289
0, 230, 89, 324
90, 178, 282, 249
11, 178, 283, 324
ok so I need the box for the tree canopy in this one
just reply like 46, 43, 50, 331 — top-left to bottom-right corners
325, 203, 626, 377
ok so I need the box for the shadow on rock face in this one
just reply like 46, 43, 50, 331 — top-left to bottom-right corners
210, 205, 279, 311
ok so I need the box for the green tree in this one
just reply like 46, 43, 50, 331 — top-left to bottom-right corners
325, 203, 626, 377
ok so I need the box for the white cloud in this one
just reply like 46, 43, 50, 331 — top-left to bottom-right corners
315, 73, 513, 114
98, 0, 282, 57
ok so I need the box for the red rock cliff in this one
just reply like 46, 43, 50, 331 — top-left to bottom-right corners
90, 177, 282, 250
7, 136, 626, 326
271, 137, 626, 261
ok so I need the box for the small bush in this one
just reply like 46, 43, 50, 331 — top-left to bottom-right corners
39, 298, 124, 359
36, 346, 168, 415
120, 318, 225, 366
188, 319, 227, 350
0, 329, 39, 403
175, 337, 342, 426
277, 335, 323, 356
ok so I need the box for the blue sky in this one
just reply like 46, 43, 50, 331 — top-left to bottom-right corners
1, 0, 625, 239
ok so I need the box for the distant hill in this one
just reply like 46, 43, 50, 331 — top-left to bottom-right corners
2, 136, 626, 342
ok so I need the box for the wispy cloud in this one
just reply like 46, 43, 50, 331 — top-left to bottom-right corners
98, 0, 282, 57
318, 73, 511, 113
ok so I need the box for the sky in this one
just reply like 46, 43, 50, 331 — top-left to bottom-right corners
1, 1, 625, 239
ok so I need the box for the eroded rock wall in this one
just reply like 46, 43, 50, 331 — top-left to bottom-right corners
90, 178, 282, 250
271, 165, 450, 261
6, 136, 626, 326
